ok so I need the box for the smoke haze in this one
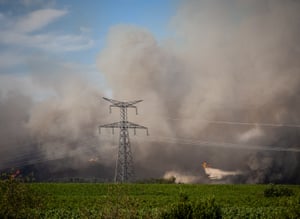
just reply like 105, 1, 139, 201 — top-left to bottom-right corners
1, 0, 300, 183
97, 0, 300, 183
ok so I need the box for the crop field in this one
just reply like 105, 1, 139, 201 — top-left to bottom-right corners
1, 181, 300, 218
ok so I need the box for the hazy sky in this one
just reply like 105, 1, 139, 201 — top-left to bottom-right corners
0, 0, 178, 78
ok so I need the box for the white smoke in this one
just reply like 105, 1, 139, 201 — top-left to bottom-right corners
163, 170, 201, 184
238, 126, 264, 143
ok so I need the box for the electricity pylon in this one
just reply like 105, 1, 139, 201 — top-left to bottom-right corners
99, 97, 148, 183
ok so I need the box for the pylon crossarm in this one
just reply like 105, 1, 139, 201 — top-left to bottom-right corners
113, 102, 142, 108
99, 122, 121, 134
103, 97, 143, 108
126, 100, 143, 107
126, 121, 147, 129
99, 122, 120, 128
103, 97, 120, 105
126, 121, 149, 135
100, 121, 147, 129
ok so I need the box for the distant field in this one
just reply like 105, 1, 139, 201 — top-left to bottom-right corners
25, 183, 300, 218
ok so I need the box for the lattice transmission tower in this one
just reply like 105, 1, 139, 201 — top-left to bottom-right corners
99, 97, 148, 183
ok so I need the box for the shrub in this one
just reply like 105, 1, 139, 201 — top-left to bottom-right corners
0, 171, 44, 218
161, 192, 222, 219
264, 184, 294, 197
162, 202, 193, 219
136, 177, 176, 184
193, 197, 222, 219
101, 184, 142, 218
283, 196, 300, 219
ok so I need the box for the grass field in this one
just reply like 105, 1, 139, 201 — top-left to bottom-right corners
1, 181, 300, 218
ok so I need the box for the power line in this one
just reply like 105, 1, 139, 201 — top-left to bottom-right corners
0, 137, 106, 168
2, 133, 299, 170
156, 116, 300, 128
133, 135, 300, 153
2, 114, 300, 171
0, 140, 107, 169
0, 133, 119, 165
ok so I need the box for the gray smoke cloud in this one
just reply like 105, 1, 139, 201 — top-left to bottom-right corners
0, 57, 115, 179
96, 0, 300, 183
1, 0, 300, 183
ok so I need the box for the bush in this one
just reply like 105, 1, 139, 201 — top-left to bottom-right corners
264, 184, 294, 197
0, 171, 44, 218
162, 202, 193, 219
136, 177, 176, 184
284, 196, 300, 219
193, 197, 222, 219
162, 192, 222, 219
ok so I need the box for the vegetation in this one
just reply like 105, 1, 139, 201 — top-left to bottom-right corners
161, 192, 222, 219
0, 171, 44, 218
264, 184, 295, 197
0, 174, 300, 218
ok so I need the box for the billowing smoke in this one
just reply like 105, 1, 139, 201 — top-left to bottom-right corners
0, 58, 115, 180
1, 0, 300, 183
163, 170, 203, 184
96, 0, 300, 183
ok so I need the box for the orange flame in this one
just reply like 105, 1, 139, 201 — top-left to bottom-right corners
202, 161, 208, 169
11, 169, 20, 179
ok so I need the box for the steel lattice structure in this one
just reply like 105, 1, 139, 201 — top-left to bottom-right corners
99, 97, 148, 182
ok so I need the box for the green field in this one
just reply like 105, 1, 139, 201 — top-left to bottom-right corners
1, 181, 300, 218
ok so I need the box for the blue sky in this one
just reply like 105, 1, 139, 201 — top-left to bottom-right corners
0, 0, 179, 76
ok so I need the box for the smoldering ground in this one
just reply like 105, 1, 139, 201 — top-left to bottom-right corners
1, 0, 300, 183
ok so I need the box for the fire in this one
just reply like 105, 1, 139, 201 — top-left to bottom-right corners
88, 157, 99, 163
11, 169, 20, 179
202, 161, 209, 169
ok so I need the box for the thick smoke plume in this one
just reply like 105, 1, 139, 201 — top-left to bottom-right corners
97, 0, 300, 183
1, 0, 300, 183
0, 59, 115, 179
